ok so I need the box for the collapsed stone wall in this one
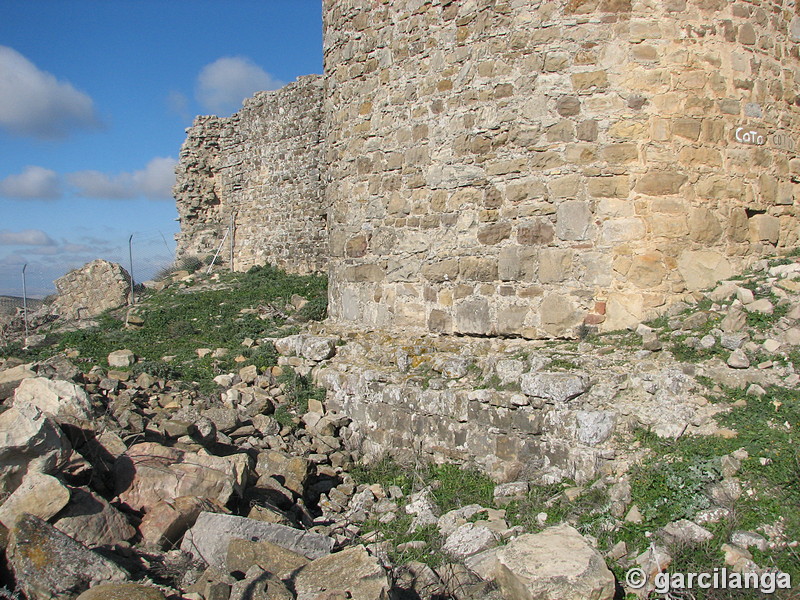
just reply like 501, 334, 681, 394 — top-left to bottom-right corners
324, 0, 800, 337
50, 259, 131, 320
174, 75, 327, 274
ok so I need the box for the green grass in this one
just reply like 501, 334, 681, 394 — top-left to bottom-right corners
0, 263, 328, 391
615, 384, 800, 594
273, 368, 326, 428
352, 457, 496, 567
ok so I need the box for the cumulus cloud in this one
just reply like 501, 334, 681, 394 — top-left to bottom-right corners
0, 229, 56, 246
69, 156, 177, 200
196, 56, 284, 115
0, 45, 102, 139
0, 165, 61, 199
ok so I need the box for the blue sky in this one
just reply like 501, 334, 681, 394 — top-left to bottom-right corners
0, 0, 322, 296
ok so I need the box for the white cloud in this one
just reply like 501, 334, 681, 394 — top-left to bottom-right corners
0, 229, 56, 246
0, 166, 61, 199
0, 45, 102, 139
196, 56, 284, 115
69, 156, 177, 200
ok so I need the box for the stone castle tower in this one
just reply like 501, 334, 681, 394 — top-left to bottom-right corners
176, 0, 800, 337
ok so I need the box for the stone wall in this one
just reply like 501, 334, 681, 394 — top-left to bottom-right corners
51, 259, 130, 320
324, 0, 800, 337
175, 75, 327, 274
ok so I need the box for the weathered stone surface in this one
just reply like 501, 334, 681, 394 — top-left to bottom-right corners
139, 496, 223, 549
8, 513, 128, 600
107, 350, 135, 369
75, 584, 167, 600
54, 487, 136, 548
227, 538, 310, 578
114, 442, 247, 512
274, 334, 338, 361
0, 405, 70, 496
181, 512, 334, 570
13, 377, 92, 420
175, 76, 326, 275
495, 525, 615, 600
521, 372, 590, 403
0, 363, 35, 400
228, 565, 293, 600
678, 251, 733, 291
442, 523, 498, 559
294, 545, 391, 600
51, 259, 130, 320
0, 471, 70, 528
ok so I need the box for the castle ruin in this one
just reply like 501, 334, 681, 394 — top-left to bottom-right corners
176, 0, 800, 336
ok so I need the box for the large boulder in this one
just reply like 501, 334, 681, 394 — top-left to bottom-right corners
0, 405, 71, 496
495, 525, 615, 600
139, 496, 224, 549
294, 545, 391, 600
181, 512, 334, 570
114, 442, 248, 513
0, 471, 71, 528
13, 377, 93, 420
54, 487, 136, 548
8, 513, 128, 600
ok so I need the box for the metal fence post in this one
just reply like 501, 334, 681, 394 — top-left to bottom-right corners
21, 263, 29, 346
128, 234, 135, 305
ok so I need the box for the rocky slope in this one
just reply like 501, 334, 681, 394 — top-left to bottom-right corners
0, 256, 798, 599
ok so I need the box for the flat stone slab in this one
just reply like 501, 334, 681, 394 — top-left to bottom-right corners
181, 512, 334, 570
520, 372, 590, 402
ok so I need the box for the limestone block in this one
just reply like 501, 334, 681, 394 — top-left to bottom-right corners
455, 298, 491, 335
477, 222, 512, 245
635, 171, 687, 196
54, 487, 136, 548
539, 294, 582, 337
498, 247, 536, 282
107, 350, 135, 368
688, 208, 722, 243
294, 545, 390, 600
0, 471, 70, 528
538, 249, 573, 283
627, 252, 666, 288
8, 514, 128, 600
521, 372, 590, 403
602, 293, 644, 331
571, 71, 608, 92
556, 200, 592, 241
459, 257, 497, 282
556, 96, 581, 117
517, 220, 554, 245
495, 525, 615, 600
601, 144, 638, 164
114, 442, 247, 513
749, 214, 780, 244
181, 512, 334, 570
0, 405, 70, 496
13, 377, 93, 420
496, 305, 529, 335
601, 218, 646, 243
677, 251, 733, 291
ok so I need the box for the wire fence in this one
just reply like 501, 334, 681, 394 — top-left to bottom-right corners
0, 230, 182, 303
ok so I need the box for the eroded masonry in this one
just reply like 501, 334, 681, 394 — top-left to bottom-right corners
174, 0, 800, 480
177, 0, 800, 337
